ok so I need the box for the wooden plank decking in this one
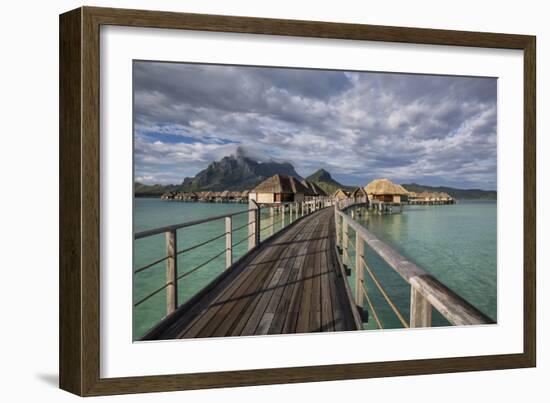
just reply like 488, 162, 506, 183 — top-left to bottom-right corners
142, 208, 360, 340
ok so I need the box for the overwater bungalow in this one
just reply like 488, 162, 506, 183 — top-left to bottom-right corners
160, 191, 176, 200
228, 191, 240, 202
249, 174, 308, 203
332, 188, 350, 200
409, 191, 454, 205
350, 187, 368, 204
199, 191, 215, 202
365, 178, 409, 204
240, 190, 249, 201
438, 192, 454, 204
301, 179, 327, 199
215, 190, 229, 202
187, 192, 199, 201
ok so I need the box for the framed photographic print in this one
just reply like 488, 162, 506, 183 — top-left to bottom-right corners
59, 6, 536, 396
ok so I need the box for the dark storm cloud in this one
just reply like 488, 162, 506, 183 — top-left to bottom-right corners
133, 61, 497, 189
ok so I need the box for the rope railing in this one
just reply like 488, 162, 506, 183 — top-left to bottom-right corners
344, 224, 407, 328
232, 220, 256, 232
176, 248, 227, 281
343, 211, 410, 328
232, 232, 256, 248
259, 216, 285, 232
134, 281, 172, 308
360, 256, 409, 328
176, 231, 227, 256
361, 282, 383, 329
334, 201, 494, 329
134, 255, 170, 275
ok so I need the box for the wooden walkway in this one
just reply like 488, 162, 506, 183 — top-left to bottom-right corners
143, 208, 361, 340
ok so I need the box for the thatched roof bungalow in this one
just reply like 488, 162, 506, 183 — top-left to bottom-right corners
300, 179, 327, 198
332, 189, 350, 200
249, 174, 308, 203
160, 191, 176, 200
218, 190, 231, 201
351, 187, 369, 204
186, 192, 199, 201
199, 191, 215, 202
408, 191, 454, 204
365, 179, 409, 203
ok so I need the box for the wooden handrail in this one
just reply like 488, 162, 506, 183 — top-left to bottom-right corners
335, 205, 494, 327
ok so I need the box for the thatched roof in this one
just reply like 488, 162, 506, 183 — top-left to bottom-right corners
364, 179, 409, 196
252, 174, 309, 194
300, 180, 327, 196
413, 191, 452, 200
332, 188, 350, 198
351, 187, 368, 198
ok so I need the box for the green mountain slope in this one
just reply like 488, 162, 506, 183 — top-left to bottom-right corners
305, 169, 354, 195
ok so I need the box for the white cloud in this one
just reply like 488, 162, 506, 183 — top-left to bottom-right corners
133, 62, 497, 189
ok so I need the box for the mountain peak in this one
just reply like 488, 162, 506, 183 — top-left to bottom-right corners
304, 168, 352, 195
175, 153, 303, 192
307, 168, 333, 182
234, 146, 247, 159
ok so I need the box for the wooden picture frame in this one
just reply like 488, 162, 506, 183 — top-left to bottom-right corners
59, 6, 536, 396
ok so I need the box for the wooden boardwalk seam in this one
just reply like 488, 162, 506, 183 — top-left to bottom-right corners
142, 208, 361, 340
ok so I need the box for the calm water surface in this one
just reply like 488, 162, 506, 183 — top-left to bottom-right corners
133, 198, 496, 338
350, 200, 496, 330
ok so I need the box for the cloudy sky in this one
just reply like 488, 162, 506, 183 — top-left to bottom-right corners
134, 61, 497, 190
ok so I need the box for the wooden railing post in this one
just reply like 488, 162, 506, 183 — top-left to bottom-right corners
342, 218, 349, 266
269, 206, 274, 236
410, 286, 432, 327
334, 207, 341, 248
225, 216, 232, 269
255, 206, 261, 245
248, 200, 259, 250
165, 229, 178, 314
290, 202, 293, 222
281, 204, 285, 227
355, 233, 364, 308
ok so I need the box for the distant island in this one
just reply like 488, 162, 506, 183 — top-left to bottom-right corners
135, 151, 496, 200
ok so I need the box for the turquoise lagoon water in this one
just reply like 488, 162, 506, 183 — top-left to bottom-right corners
349, 200, 497, 330
133, 198, 496, 338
